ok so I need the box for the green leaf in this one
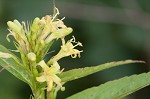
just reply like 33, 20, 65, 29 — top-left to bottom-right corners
43, 40, 53, 57
59, 60, 144, 83
67, 72, 150, 99
0, 44, 32, 86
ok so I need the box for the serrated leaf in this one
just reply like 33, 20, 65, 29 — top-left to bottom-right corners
67, 72, 150, 99
0, 44, 32, 86
59, 60, 144, 83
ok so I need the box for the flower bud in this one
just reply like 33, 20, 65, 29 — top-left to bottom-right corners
13, 20, 22, 28
7, 21, 21, 34
30, 17, 40, 41
31, 17, 40, 33
27, 52, 36, 61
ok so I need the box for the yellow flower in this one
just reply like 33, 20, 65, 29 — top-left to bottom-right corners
38, 8, 72, 43
36, 60, 62, 91
48, 36, 83, 65
44, 19, 73, 44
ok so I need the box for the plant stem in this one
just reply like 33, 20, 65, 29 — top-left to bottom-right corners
47, 89, 56, 99
32, 87, 45, 99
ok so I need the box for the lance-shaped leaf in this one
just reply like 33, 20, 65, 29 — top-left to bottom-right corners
67, 72, 150, 99
0, 44, 32, 86
59, 60, 144, 83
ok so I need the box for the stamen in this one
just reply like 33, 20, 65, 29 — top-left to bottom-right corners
51, 7, 60, 22
6, 30, 13, 42
61, 17, 65, 21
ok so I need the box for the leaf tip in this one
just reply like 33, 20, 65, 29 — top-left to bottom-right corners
132, 60, 146, 64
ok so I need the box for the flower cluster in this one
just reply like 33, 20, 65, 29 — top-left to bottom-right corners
7, 8, 73, 64
36, 60, 62, 91
48, 37, 83, 65
4, 8, 82, 92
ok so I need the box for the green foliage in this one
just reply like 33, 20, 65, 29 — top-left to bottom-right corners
0, 44, 32, 86
67, 72, 150, 99
59, 60, 144, 83
0, 1, 149, 99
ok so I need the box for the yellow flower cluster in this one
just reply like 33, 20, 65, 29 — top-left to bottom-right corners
48, 37, 83, 65
36, 60, 62, 91
5, 8, 83, 92
7, 8, 73, 57
36, 36, 83, 91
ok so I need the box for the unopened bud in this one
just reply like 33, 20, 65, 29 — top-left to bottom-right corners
27, 52, 36, 61
7, 21, 21, 33
40, 40, 45, 47
13, 20, 22, 28
31, 17, 40, 33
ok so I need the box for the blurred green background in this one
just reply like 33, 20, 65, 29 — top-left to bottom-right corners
0, 0, 150, 99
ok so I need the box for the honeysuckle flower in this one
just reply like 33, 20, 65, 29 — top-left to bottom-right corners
45, 25, 73, 44
3, 4, 84, 98
38, 8, 60, 41
38, 15, 52, 41
37, 8, 72, 44
39, 16, 73, 44
36, 60, 62, 91
6, 7, 73, 56
6, 9, 82, 92
51, 19, 67, 32
48, 36, 83, 65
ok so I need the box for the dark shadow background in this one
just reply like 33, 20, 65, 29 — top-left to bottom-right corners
0, 0, 150, 99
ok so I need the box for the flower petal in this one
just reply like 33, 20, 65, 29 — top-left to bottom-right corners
36, 75, 46, 82
47, 80, 53, 91
38, 60, 49, 69
50, 75, 61, 87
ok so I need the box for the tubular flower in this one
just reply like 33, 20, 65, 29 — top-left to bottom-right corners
48, 36, 83, 65
5, 6, 83, 96
44, 20, 73, 44
36, 60, 62, 91
38, 8, 73, 44
6, 8, 73, 66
